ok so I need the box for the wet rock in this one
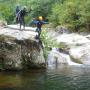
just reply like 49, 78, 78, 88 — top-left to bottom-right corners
47, 48, 81, 66
47, 48, 68, 65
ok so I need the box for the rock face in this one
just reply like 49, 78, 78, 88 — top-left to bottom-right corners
47, 48, 68, 65
69, 43, 90, 65
47, 28, 90, 66
0, 26, 45, 70
54, 33, 90, 65
47, 48, 81, 67
55, 33, 90, 65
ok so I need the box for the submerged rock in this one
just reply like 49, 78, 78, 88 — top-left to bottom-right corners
0, 27, 45, 70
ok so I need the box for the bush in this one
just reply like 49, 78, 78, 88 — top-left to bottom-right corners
49, 0, 90, 32
41, 29, 59, 59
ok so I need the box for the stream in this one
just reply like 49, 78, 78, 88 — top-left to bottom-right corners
0, 65, 90, 90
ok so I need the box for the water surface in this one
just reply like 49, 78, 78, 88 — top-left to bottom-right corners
0, 65, 90, 90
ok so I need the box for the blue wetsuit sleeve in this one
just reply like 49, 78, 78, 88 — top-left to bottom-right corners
33, 21, 38, 24
42, 21, 49, 24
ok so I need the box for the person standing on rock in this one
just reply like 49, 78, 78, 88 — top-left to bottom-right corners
17, 6, 28, 30
16, 5, 20, 24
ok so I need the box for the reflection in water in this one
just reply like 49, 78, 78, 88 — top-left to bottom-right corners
0, 66, 90, 90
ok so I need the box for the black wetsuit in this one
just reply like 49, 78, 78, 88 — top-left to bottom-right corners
19, 9, 27, 29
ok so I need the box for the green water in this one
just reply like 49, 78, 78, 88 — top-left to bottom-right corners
0, 65, 90, 90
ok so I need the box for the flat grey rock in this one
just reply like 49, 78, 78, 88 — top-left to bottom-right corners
7, 24, 36, 31
0, 25, 38, 40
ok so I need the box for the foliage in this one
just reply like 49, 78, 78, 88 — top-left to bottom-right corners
41, 29, 59, 59
49, 0, 90, 31
0, 0, 16, 24
0, 0, 55, 24
0, 0, 90, 31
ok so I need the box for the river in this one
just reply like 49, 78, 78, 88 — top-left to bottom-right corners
0, 65, 90, 90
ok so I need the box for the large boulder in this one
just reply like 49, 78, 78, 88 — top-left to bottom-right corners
55, 33, 90, 65
56, 33, 90, 47
47, 31, 90, 65
69, 43, 90, 65
0, 27, 45, 70
47, 48, 81, 67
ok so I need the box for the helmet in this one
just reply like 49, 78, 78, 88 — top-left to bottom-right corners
38, 16, 43, 21
24, 6, 27, 9
16, 4, 20, 7
22, 6, 27, 10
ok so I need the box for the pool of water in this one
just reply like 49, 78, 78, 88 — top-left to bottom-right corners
0, 65, 90, 90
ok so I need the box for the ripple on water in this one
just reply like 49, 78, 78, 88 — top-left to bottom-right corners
0, 66, 90, 90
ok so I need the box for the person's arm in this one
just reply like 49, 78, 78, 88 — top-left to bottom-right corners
33, 21, 38, 24
25, 7, 32, 15
16, 10, 21, 17
42, 21, 49, 24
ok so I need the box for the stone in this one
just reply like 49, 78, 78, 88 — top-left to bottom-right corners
47, 30, 90, 65
69, 44, 90, 65
56, 33, 90, 65
0, 26, 45, 70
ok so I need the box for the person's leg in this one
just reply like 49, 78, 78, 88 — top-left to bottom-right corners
19, 17, 22, 30
16, 17, 18, 24
35, 28, 39, 39
20, 23, 21, 30
22, 17, 25, 30
38, 28, 41, 38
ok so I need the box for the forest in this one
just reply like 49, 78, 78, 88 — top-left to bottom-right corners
0, 0, 90, 32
